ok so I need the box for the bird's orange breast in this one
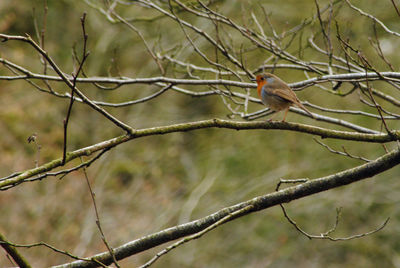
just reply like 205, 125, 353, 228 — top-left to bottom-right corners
256, 80, 267, 98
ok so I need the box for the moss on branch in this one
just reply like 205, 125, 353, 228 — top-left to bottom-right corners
1, 119, 398, 190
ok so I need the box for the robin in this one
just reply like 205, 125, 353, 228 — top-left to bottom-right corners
251, 73, 314, 122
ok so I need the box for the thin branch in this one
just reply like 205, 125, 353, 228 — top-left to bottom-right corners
280, 204, 389, 241
370, 22, 395, 71
275, 178, 308, 191
390, 0, 400, 17
3, 53, 400, 93
7, 148, 110, 189
3, 65, 400, 92
139, 205, 254, 268
304, 101, 399, 120
313, 138, 371, 162
0, 240, 106, 267
345, 0, 400, 37
276, 179, 388, 240
358, 53, 392, 134
315, 0, 333, 66
166, 0, 242, 79
0, 148, 110, 192
82, 164, 120, 268
308, 36, 363, 72
62, 13, 90, 165
110, 9, 165, 75
0, 34, 134, 134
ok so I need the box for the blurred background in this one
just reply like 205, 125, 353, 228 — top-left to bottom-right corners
1, 0, 400, 267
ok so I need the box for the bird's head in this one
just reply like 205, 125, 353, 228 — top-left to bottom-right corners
251, 73, 276, 87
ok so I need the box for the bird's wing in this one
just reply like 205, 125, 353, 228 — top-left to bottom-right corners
270, 87, 314, 117
270, 88, 300, 104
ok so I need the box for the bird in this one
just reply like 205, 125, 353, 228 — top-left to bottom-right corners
251, 73, 314, 122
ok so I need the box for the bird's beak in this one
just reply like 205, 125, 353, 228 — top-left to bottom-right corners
250, 78, 256, 82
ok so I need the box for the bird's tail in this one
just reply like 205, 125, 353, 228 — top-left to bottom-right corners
296, 102, 315, 119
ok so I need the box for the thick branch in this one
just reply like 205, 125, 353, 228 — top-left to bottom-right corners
54, 146, 400, 267
0, 233, 31, 268
0, 119, 398, 190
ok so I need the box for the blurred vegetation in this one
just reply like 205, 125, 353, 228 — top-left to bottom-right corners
1, 0, 400, 267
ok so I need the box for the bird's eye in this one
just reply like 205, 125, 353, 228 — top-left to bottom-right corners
260, 77, 264, 81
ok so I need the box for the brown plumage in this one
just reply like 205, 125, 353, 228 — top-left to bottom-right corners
251, 73, 314, 122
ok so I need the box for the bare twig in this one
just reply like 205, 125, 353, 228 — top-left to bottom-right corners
390, 0, 400, 17
276, 179, 389, 241
280, 204, 389, 241
166, 0, 242, 79
304, 101, 399, 120
139, 205, 254, 268
0, 34, 134, 134
358, 53, 392, 134
0, 240, 106, 267
110, 9, 165, 75
370, 23, 395, 71
62, 13, 90, 165
275, 178, 308, 191
315, 0, 333, 66
82, 163, 120, 268
3, 60, 400, 90
345, 0, 400, 37
313, 137, 371, 162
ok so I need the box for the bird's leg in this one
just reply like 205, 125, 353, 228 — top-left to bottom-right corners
267, 111, 279, 122
281, 107, 289, 122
